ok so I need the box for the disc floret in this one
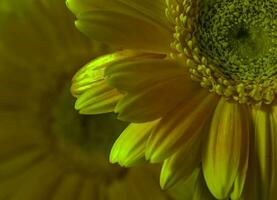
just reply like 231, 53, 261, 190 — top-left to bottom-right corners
167, 0, 277, 105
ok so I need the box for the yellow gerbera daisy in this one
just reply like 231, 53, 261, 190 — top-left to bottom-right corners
0, 0, 176, 199
68, 0, 277, 199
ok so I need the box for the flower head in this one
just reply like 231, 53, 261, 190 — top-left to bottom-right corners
68, 0, 277, 199
0, 0, 175, 199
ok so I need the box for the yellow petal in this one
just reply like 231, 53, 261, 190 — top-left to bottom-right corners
167, 168, 200, 200
106, 58, 187, 92
202, 98, 250, 199
66, 0, 169, 28
270, 105, 277, 199
115, 76, 200, 123
230, 128, 249, 200
75, 10, 171, 52
160, 128, 202, 189
249, 107, 275, 200
110, 121, 158, 167
146, 91, 218, 162
72, 50, 162, 97
73, 50, 163, 114
75, 80, 122, 114
192, 170, 216, 200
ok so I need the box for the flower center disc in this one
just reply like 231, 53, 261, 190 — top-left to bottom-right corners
168, 0, 277, 105
196, 0, 276, 81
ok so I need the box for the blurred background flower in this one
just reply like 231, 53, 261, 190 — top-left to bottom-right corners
0, 0, 180, 199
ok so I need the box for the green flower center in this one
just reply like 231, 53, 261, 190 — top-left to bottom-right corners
196, 0, 276, 81
167, 0, 277, 105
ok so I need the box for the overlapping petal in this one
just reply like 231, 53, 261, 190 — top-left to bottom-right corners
75, 80, 122, 114
245, 107, 276, 200
76, 11, 171, 52
106, 58, 203, 122
146, 91, 218, 162
72, 50, 165, 114
71, 50, 163, 96
202, 98, 250, 199
67, 0, 171, 52
160, 127, 202, 189
110, 121, 158, 167
67, 0, 169, 27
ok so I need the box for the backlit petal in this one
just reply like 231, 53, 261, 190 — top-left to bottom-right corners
115, 76, 200, 123
74, 10, 171, 52
146, 91, 218, 162
110, 121, 158, 167
202, 98, 250, 199
66, 0, 169, 29
160, 128, 202, 189
248, 107, 276, 199
72, 50, 163, 97
106, 58, 186, 92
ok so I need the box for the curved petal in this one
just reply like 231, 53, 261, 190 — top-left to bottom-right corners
71, 50, 163, 97
230, 127, 249, 200
115, 76, 200, 123
146, 91, 218, 162
160, 127, 202, 189
193, 170, 216, 200
270, 105, 277, 199
75, 10, 171, 52
110, 121, 158, 167
72, 50, 164, 114
75, 80, 122, 114
167, 168, 200, 200
106, 58, 186, 92
66, 0, 169, 29
246, 107, 276, 200
202, 98, 250, 200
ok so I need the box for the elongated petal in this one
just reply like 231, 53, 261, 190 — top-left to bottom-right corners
67, 0, 171, 51
249, 107, 275, 200
71, 50, 163, 97
75, 10, 171, 52
106, 58, 186, 92
72, 50, 164, 114
202, 98, 250, 199
230, 128, 249, 200
66, 0, 169, 29
115, 76, 200, 123
193, 170, 216, 200
270, 105, 277, 199
160, 128, 202, 189
110, 121, 158, 167
168, 168, 201, 200
146, 91, 218, 162
75, 80, 122, 114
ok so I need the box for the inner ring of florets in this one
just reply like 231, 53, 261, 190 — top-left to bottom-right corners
167, 0, 277, 105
